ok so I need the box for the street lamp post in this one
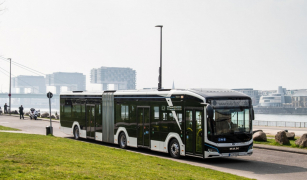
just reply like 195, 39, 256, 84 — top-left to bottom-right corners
155, 25, 163, 90
8, 58, 11, 114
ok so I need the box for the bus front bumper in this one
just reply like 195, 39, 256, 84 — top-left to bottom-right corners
204, 149, 253, 158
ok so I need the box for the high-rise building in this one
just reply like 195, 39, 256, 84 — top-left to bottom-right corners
90, 67, 136, 90
12, 75, 46, 94
46, 72, 86, 94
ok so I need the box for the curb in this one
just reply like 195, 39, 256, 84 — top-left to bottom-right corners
254, 144, 307, 155
0, 130, 32, 134
1, 114, 59, 123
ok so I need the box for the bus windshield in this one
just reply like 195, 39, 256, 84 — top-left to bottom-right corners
208, 108, 251, 136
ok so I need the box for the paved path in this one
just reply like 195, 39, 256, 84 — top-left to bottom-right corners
1, 115, 307, 180
0, 114, 69, 137
254, 125, 307, 136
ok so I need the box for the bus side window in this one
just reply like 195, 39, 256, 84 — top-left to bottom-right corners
130, 105, 136, 123
64, 100, 72, 118
177, 113, 182, 123
121, 105, 129, 121
169, 113, 174, 121
115, 104, 121, 123
163, 113, 167, 120
154, 106, 159, 120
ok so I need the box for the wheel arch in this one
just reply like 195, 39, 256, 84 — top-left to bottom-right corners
71, 122, 86, 138
165, 133, 185, 156
72, 121, 81, 131
114, 127, 129, 145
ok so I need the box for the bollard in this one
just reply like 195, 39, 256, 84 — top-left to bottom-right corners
46, 126, 53, 135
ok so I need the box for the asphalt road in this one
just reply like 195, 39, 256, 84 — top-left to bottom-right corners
1, 115, 307, 180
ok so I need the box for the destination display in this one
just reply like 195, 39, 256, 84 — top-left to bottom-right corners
167, 106, 182, 111
212, 100, 249, 107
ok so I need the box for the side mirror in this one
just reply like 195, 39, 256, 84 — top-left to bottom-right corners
251, 108, 255, 120
207, 105, 213, 119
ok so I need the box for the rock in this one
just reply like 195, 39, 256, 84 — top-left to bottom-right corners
253, 130, 263, 134
275, 131, 290, 145
253, 131, 267, 141
295, 133, 307, 147
47, 115, 56, 119
40, 112, 49, 118
286, 132, 295, 140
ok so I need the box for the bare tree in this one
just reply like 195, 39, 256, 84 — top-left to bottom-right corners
0, 0, 6, 12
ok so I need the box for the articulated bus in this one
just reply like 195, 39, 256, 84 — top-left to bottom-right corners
60, 88, 254, 159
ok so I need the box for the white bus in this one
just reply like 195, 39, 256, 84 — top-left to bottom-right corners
60, 88, 254, 158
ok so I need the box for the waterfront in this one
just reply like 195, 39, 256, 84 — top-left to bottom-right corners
255, 114, 307, 122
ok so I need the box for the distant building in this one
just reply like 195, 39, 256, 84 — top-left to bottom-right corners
12, 75, 46, 94
258, 86, 293, 107
46, 72, 86, 94
258, 90, 277, 96
232, 88, 260, 106
292, 90, 307, 108
90, 67, 136, 90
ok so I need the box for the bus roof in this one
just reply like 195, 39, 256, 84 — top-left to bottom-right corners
60, 88, 249, 99
189, 88, 249, 99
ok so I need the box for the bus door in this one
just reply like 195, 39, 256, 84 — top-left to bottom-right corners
185, 108, 203, 156
137, 107, 150, 147
86, 105, 96, 138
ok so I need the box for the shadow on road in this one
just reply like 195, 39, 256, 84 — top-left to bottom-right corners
65, 137, 307, 175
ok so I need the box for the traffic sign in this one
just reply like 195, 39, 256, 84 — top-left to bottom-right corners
47, 92, 53, 98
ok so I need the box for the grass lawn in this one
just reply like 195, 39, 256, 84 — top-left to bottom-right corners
0, 133, 251, 180
0, 125, 20, 131
254, 137, 307, 149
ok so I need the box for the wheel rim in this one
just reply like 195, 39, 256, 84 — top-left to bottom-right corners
171, 142, 179, 156
120, 134, 126, 147
75, 127, 79, 138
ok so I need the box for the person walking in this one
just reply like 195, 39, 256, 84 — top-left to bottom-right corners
4, 103, 8, 114
19, 105, 24, 119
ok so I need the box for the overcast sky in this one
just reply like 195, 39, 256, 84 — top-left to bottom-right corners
0, 0, 306, 93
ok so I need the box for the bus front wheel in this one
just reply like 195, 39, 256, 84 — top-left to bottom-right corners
169, 139, 180, 158
119, 132, 127, 149
73, 126, 80, 140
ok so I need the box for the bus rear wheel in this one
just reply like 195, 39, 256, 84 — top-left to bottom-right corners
119, 132, 127, 149
169, 139, 180, 158
73, 126, 80, 140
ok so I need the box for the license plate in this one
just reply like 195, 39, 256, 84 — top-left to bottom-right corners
229, 153, 239, 156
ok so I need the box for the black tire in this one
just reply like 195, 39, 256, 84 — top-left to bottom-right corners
119, 132, 127, 149
73, 126, 80, 140
169, 139, 181, 158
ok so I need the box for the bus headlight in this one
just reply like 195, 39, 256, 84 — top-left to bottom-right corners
208, 148, 218, 153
